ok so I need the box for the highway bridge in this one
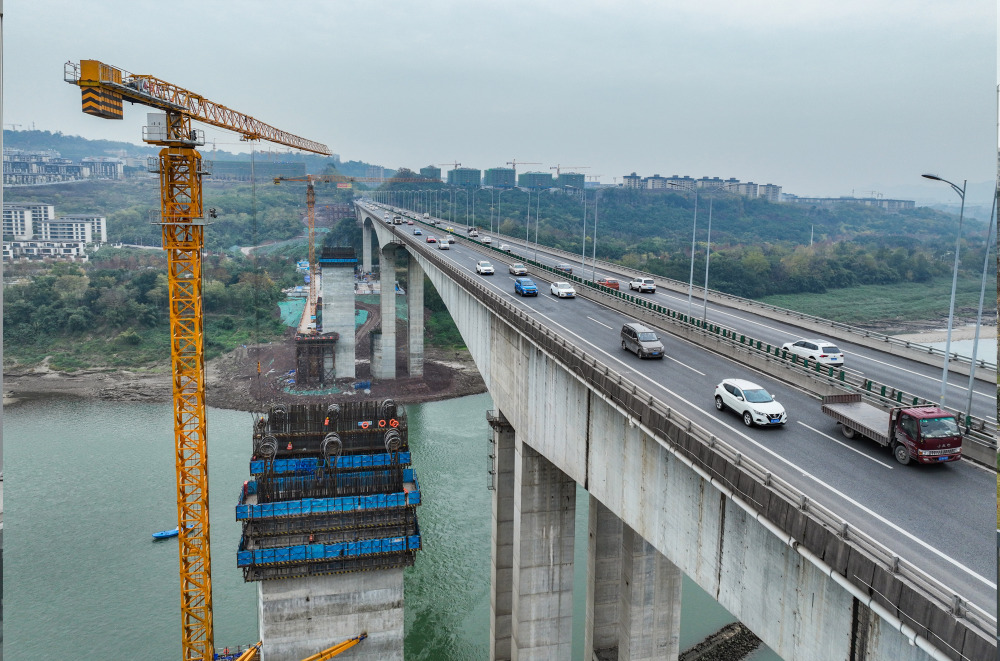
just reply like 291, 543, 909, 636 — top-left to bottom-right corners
352, 200, 996, 661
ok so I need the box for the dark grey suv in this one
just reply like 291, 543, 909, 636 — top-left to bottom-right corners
621, 322, 664, 359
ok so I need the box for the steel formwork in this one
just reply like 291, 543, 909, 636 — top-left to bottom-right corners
238, 400, 422, 582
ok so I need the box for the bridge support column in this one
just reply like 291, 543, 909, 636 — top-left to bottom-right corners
489, 412, 516, 661
585, 497, 623, 658
362, 222, 372, 274
511, 441, 575, 660
619, 524, 682, 660
406, 251, 424, 377
584, 498, 682, 661
375, 244, 396, 380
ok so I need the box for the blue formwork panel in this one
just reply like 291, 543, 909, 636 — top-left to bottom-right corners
250, 452, 411, 475
237, 533, 424, 567
236, 483, 423, 520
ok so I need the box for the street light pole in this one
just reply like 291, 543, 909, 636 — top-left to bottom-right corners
581, 188, 588, 270
962, 183, 997, 425
534, 188, 541, 263
921, 173, 966, 407
591, 189, 600, 282
525, 189, 531, 248
703, 195, 714, 323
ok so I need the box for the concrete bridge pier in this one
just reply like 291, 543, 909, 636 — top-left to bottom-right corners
362, 221, 372, 274
586, 497, 683, 661
513, 440, 576, 659
406, 250, 424, 377
374, 244, 396, 379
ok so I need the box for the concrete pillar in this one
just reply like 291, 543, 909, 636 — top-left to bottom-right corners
406, 250, 424, 377
619, 524, 682, 660
511, 441, 575, 660
376, 244, 396, 379
490, 413, 516, 661
320, 260, 356, 380
362, 221, 372, 274
258, 568, 404, 661
585, 496, 623, 659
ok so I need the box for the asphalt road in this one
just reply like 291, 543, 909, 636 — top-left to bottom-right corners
364, 203, 998, 622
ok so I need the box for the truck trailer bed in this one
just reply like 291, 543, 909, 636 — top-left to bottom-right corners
820, 394, 890, 446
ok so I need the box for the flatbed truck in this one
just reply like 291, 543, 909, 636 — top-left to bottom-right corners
820, 393, 962, 465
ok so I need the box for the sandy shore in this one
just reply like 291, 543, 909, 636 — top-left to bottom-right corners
892, 324, 997, 344
3, 344, 486, 411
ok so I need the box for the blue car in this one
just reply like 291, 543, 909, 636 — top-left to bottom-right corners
514, 277, 538, 297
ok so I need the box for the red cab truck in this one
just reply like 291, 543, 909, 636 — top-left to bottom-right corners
820, 394, 962, 465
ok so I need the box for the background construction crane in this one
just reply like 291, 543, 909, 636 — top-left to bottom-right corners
506, 159, 541, 177
549, 164, 589, 177
64, 59, 330, 661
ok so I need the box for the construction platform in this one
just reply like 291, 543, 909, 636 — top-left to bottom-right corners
237, 399, 421, 660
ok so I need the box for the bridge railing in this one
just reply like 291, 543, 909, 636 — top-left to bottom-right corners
468, 217, 997, 374
383, 216, 996, 657
482, 239, 997, 450
364, 201, 996, 450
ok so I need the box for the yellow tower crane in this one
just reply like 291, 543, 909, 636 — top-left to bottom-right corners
64, 60, 330, 661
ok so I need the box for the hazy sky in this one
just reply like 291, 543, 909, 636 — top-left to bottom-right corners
5, 1, 997, 202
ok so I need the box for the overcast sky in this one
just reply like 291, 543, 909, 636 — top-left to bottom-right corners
5, 0, 997, 203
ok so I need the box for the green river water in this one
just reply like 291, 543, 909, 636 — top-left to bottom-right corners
4, 392, 780, 660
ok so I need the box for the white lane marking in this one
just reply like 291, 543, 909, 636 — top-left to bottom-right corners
795, 421, 893, 468
588, 316, 613, 330
648, 288, 995, 406
528, 309, 997, 591
666, 355, 706, 375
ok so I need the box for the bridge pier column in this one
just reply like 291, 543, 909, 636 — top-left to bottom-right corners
489, 413, 516, 661
584, 499, 682, 661
406, 250, 424, 377
619, 524, 682, 660
585, 497, 623, 658
511, 440, 575, 660
375, 244, 396, 380
362, 222, 372, 274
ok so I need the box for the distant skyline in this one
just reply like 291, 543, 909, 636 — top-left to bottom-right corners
5, 1, 997, 205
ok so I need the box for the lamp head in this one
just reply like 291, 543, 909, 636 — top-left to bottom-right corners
922, 174, 943, 182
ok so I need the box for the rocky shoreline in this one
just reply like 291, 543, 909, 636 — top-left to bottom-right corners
678, 622, 762, 661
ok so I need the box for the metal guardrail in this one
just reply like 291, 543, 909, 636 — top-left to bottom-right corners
476, 221, 997, 374
408, 241, 994, 657
431, 223, 997, 449
374, 217, 996, 653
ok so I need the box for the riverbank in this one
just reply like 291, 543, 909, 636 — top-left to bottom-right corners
3, 341, 487, 411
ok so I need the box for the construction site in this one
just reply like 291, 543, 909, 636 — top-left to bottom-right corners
61, 59, 432, 661
236, 400, 421, 660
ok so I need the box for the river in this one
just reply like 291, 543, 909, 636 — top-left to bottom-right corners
4, 393, 781, 660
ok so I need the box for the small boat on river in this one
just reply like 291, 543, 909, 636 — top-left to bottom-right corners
152, 527, 180, 540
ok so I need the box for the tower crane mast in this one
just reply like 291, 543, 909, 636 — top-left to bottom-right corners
65, 59, 330, 661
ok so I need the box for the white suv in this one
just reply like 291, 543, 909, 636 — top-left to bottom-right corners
781, 339, 845, 366
628, 277, 656, 293
476, 261, 495, 275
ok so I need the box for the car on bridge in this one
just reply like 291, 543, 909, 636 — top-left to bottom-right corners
445, 226, 454, 233
483, 236, 493, 244
438, 240, 450, 250
628, 277, 656, 293
597, 277, 620, 290
550, 282, 576, 298
508, 263, 528, 275
426, 235, 437, 243
500, 244, 511, 252
620, 322, 664, 359
714, 379, 787, 427
514, 278, 538, 296
781, 338, 845, 366
476, 261, 495, 275
407, 219, 414, 225
554, 263, 573, 274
